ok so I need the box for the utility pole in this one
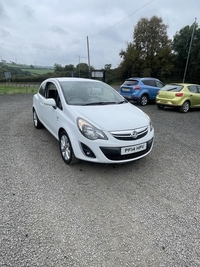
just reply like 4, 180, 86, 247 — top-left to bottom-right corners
87, 36, 91, 78
183, 18, 197, 83
78, 55, 80, 77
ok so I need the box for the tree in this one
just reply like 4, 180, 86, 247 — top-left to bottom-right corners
172, 22, 200, 83
119, 16, 173, 80
54, 63, 63, 72
104, 64, 112, 70
64, 64, 75, 72
75, 63, 94, 78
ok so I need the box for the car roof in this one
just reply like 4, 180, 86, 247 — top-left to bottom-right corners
44, 77, 101, 83
166, 83, 198, 86
126, 77, 160, 81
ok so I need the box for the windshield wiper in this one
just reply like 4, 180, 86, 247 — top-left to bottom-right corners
84, 101, 117, 106
166, 87, 178, 91
117, 100, 127, 104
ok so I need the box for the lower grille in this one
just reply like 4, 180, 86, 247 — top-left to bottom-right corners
100, 138, 153, 161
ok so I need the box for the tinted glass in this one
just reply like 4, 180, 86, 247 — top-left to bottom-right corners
160, 84, 183, 92
123, 80, 138, 86
156, 81, 164, 88
188, 85, 198, 93
142, 80, 156, 86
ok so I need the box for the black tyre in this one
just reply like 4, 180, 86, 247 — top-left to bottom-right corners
179, 101, 190, 113
33, 109, 43, 129
59, 131, 79, 164
139, 94, 148, 106
157, 104, 164, 110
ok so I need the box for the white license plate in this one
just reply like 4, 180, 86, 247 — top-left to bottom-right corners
121, 143, 147, 155
123, 88, 130, 91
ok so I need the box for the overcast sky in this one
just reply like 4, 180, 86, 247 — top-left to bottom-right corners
0, 0, 198, 69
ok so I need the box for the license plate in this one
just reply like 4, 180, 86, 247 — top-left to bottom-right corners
121, 143, 147, 155
123, 88, 130, 91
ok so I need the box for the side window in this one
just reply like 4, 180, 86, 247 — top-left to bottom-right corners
56, 94, 63, 110
39, 84, 45, 97
196, 86, 200, 93
156, 81, 164, 88
143, 80, 156, 86
188, 85, 198, 93
46, 82, 63, 110
46, 83, 57, 98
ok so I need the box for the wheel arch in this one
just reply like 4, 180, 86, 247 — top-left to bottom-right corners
183, 99, 191, 105
139, 89, 149, 97
58, 127, 67, 139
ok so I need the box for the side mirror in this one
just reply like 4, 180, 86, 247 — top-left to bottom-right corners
44, 98, 56, 108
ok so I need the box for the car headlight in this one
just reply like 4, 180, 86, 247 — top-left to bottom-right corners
144, 113, 153, 132
149, 120, 153, 131
77, 118, 108, 140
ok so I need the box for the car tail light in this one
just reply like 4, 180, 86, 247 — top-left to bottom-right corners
175, 92, 183, 97
134, 85, 141, 90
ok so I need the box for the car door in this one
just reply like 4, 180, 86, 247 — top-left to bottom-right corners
142, 80, 158, 99
41, 82, 63, 137
188, 85, 200, 107
35, 82, 47, 123
196, 86, 200, 106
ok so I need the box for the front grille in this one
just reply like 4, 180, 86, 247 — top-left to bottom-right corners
100, 138, 153, 161
110, 127, 148, 141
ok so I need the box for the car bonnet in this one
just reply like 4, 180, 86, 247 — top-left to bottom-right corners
69, 103, 149, 131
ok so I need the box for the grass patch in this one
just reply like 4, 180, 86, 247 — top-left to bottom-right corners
21, 68, 54, 75
0, 85, 38, 94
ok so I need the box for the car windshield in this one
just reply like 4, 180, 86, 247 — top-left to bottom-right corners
123, 80, 138, 86
160, 84, 183, 92
59, 81, 126, 105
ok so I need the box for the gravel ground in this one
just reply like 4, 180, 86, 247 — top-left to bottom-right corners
0, 94, 200, 267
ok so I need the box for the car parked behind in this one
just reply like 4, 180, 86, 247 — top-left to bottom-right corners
33, 77, 154, 164
156, 83, 200, 113
120, 77, 164, 106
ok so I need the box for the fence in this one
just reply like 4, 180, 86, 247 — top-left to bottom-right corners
0, 82, 40, 94
0, 82, 40, 87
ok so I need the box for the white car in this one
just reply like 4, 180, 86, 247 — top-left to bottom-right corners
32, 77, 154, 164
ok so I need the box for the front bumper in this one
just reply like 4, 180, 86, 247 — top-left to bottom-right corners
99, 138, 153, 161
71, 130, 154, 164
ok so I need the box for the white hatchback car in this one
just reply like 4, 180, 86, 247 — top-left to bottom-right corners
32, 77, 154, 164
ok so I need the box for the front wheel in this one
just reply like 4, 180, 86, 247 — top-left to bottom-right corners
139, 94, 148, 106
179, 101, 190, 113
59, 131, 79, 164
33, 109, 43, 129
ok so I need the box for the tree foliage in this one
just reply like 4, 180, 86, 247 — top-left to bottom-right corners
53, 62, 95, 78
0, 62, 32, 80
119, 16, 173, 80
172, 22, 200, 82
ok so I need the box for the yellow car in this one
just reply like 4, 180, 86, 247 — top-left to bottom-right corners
156, 83, 200, 113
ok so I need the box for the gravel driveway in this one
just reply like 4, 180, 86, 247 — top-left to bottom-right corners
1, 94, 200, 267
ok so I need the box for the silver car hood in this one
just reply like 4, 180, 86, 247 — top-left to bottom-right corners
69, 103, 149, 131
